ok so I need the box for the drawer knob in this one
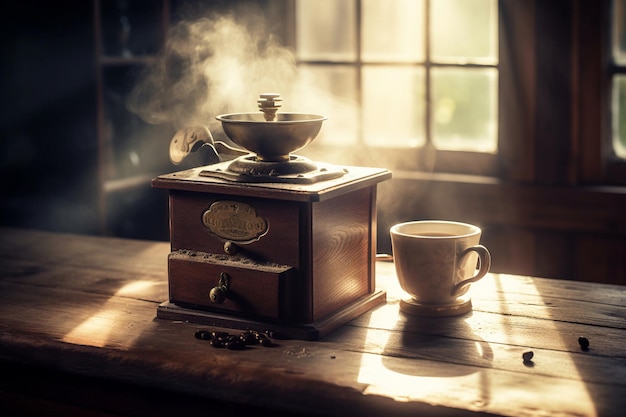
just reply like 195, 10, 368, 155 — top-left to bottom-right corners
209, 272, 230, 304
224, 241, 237, 255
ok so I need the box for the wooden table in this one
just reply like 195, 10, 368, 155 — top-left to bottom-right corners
1, 227, 625, 417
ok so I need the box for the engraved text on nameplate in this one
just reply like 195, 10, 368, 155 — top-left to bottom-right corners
202, 200, 268, 243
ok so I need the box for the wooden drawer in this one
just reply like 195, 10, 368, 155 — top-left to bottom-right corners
168, 251, 296, 319
169, 191, 302, 268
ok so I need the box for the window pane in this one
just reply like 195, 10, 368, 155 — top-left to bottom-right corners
362, 0, 425, 63
296, 0, 356, 61
431, 0, 498, 65
431, 67, 497, 152
296, 65, 358, 145
612, 75, 626, 158
613, 0, 626, 65
362, 66, 425, 147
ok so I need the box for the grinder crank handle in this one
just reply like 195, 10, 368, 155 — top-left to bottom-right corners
169, 126, 248, 167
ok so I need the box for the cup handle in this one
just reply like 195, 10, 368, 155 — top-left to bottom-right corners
451, 245, 491, 297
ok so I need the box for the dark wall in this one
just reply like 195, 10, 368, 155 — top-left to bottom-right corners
0, 1, 99, 234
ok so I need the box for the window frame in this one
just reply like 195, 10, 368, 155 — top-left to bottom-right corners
277, 0, 623, 186
575, 0, 626, 186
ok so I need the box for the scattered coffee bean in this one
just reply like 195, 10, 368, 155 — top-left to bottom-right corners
522, 351, 534, 363
195, 328, 279, 349
210, 338, 226, 348
212, 331, 229, 340
578, 336, 590, 350
240, 331, 258, 345
226, 340, 247, 350
194, 330, 212, 340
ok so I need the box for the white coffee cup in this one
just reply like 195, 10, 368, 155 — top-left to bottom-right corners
390, 220, 491, 317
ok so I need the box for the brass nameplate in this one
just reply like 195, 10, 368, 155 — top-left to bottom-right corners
202, 200, 268, 243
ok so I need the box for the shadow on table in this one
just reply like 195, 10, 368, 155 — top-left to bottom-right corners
381, 312, 494, 378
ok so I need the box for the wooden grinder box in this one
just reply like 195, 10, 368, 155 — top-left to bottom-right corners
152, 164, 391, 340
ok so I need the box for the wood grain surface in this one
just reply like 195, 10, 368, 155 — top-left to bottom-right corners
1, 227, 625, 417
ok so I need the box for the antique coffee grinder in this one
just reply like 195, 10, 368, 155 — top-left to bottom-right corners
152, 94, 391, 340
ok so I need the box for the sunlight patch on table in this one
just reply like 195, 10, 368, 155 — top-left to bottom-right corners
356, 271, 599, 416
62, 309, 121, 347
114, 280, 158, 297
62, 280, 156, 347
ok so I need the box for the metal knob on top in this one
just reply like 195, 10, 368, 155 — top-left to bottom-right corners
257, 93, 283, 121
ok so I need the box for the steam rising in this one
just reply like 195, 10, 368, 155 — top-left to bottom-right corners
127, 13, 331, 133
124, 10, 432, 252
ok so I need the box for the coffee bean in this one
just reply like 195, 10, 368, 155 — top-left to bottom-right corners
193, 328, 280, 349
212, 331, 229, 340
578, 336, 590, 350
194, 330, 212, 340
522, 351, 534, 363
210, 339, 226, 348
226, 340, 246, 350
240, 331, 258, 345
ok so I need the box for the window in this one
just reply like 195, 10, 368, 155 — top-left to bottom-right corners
283, 0, 626, 186
293, 0, 499, 176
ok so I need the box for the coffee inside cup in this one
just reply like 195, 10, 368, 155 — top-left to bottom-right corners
392, 221, 481, 239
416, 232, 457, 237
